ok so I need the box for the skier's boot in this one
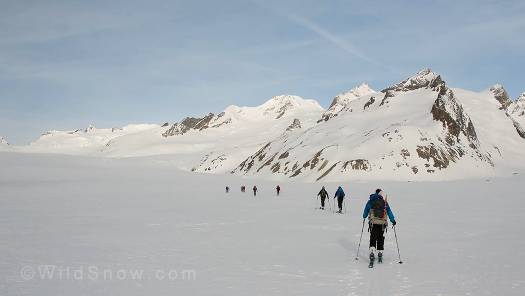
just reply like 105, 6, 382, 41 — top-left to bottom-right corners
378, 251, 383, 263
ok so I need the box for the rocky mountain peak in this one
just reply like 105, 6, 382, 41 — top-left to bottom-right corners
383, 68, 444, 92
162, 113, 215, 137
489, 84, 512, 110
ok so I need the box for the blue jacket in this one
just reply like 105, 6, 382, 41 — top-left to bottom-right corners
362, 194, 395, 223
334, 186, 345, 199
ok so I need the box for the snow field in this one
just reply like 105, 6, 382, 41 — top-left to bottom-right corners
1, 152, 524, 295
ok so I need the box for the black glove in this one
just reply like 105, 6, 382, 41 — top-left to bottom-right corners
392, 221, 397, 226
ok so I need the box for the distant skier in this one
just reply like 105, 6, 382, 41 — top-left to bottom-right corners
225, 186, 230, 193
253, 185, 258, 197
276, 185, 281, 196
241, 186, 246, 193
362, 189, 396, 266
317, 186, 329, 209
334, 186, 346, 213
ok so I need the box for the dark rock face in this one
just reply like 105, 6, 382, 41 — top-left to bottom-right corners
379, 91, 394, 106
162, 113, 215, 137
430, 87, 478, 143
233, 142, 272, 174
416, 144, 452, 169
490, 85, 512, 110
319, 113, 336, 123
234, 144, 338, 180
286, 119, 302, 131
363, 97, 376, 110
342, 159, 370, 171
316, 162, 339, 181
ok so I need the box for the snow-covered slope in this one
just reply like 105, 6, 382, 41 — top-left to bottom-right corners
233, 69, 513, 181
24, 124, 160, 154
2, 152, 525, 295
453, 86, 525, 172
320, 83, 377, 122
100, 95, 324, 172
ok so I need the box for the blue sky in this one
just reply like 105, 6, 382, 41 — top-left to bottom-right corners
1, 0, 524, 144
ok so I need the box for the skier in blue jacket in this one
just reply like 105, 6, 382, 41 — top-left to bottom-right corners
334, 186, 346, 213
363, 189, 396, 263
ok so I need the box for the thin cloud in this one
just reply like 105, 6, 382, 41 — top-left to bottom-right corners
286, 14, 399, 74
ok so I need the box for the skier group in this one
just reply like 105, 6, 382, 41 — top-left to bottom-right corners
225, 185, 281, 197
318, 186, 399, 267
225, 184, 400, 267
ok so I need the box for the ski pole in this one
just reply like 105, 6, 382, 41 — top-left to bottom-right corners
355, 219, 365, 260
393, 225, 403, 264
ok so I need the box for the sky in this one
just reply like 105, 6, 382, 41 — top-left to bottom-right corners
1, 0, 524, 144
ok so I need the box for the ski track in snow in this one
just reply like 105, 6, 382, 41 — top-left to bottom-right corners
1, 152, 525, 295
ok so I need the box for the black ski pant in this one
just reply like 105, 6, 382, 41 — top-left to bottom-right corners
337, 197, 344, 211
320, 196, 327, 208
369, 223, 385, 251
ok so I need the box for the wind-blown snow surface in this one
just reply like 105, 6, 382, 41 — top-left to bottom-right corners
1, 153, 524, 295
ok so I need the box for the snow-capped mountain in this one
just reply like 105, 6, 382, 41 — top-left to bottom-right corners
232, 69, 525, 181
162, 95, 322, 138
7, 69, 525, 181
99, 95, 324, 172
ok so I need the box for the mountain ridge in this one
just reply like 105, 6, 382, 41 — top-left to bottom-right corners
6, 69, 525, 181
